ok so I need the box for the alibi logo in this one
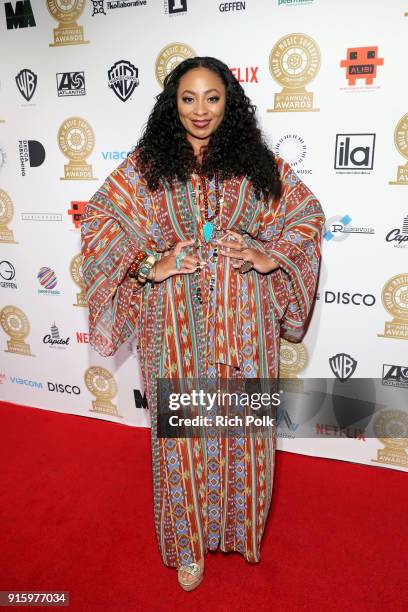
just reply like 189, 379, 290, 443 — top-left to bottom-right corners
335, 134, 375, 172
15, 69, 37, 102
164, 0, 187, 15
4, 0, 36, 29
329, 353, 357, 382
68, 201, 87, 230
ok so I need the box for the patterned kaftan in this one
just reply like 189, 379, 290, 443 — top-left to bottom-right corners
80, 153, 325, 568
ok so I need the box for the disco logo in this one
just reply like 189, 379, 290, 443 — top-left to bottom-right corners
0, 260, 17, 290
68, 201, 87, 229
18, 140, 46, 176
340, 46, 384, 86
43, 323, 70, 348
165, 0, 187, 15
230, 66, 259, 83
37, 267, 60, 296
385, 215, 408, 248
382, 364, 408, 389
4, 0, 36, 29
47, 382, 80, 394
56, 72, 85, 97
335, 134, 375, 171
108, 61, 139, 102
329, 353, 357, 381
320, 291, 376, 306
15, 69, 37, 102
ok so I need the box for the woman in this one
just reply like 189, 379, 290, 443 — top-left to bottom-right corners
81, 56, 325, 591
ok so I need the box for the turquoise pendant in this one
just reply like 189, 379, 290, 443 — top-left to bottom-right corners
203, 221, 214, 243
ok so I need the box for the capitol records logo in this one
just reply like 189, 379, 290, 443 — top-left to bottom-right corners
68, 201, 87, 229
324, 214, 375, 241
56, 72, 85, 97
378, 274, 408, 340
230, 67, 259, 83
268, 33, 321, 112
329, 353, 357, 381
108, 61, 139, 102
5, 0, 36, 29
335, 134, 375, 172
15, 69, 37, 102
18, 140, 46, 176
47, 0, 89, 47
372, 409, 408, 468
340, 46, 384, 88
382, 364, 408, 389
37, 266, 60, 296
389, 113, 408, 185
85, 366, 120, 417
0, 260, 17, 290
0, 189, 18, 244
165, 0, 187, 15
58, 117, 97, 181
43, 322, 70, 349
155, 42, 196, 87
0, 305, 34, 356
385, 215, 408, 248
274, 134, 311, 174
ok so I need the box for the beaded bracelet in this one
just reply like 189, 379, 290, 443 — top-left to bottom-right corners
128, 251, 147, 278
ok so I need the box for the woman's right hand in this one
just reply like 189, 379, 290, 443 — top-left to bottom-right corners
151, 239, 205, 283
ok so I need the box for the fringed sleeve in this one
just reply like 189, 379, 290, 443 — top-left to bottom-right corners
80, 156, 155, 357
253, 157, 325, 342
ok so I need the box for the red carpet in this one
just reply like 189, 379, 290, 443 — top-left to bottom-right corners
1, 401, 407, 612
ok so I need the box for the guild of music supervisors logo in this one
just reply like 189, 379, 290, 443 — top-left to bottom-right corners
279, 339, 308, 378
70, 253, 87, 307
58, 117, 96, 181
372, 409, 408, 468
155, 42, 196, 87
389, 112, 408, 185
268, 33, 321, 112
47, 0, 89, 47
0, 189, 17, 244
84, 366, 119, 417
0, 305, 34, 356
378, 274, 408, 340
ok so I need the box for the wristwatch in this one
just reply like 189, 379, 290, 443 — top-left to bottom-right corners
137, 254, 156, 284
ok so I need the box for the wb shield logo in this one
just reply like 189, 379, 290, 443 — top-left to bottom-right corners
16, 69, 37, 101
108, 60, 139, 102
329, 353, 357, 381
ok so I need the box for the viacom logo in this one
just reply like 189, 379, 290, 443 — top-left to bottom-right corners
335, 134, 375, 172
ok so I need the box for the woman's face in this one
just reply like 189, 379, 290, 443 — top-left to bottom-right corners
177, 67, 226, 151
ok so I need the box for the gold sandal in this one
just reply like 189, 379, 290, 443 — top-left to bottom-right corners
177, 561, 204, 591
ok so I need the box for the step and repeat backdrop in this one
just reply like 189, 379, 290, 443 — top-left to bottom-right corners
0, 0, 407, 472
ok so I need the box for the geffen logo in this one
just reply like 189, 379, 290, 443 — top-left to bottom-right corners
18, 140, 46, 176
56, 72, 85, 97
329, 353, 357, 381
382, 364, 408, 389
15, 69, 37, 102
108, 61, 139, 102
324, 214, 375, 241
340, 46, 384, 87
219, 2, 246, 11
37, 266, 60, 296
4, 0, 36, 29
230, 66, 259, 83
165, 0, 187, 15
0, 260, 17, 290
334, 134, 375, 172
317, 291, 376, 307
43, 323, 70, 348
68, 201, 87, 229
385, 215, 408, 248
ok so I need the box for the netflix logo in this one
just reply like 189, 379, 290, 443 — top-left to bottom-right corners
76, 331, 89, 344
230, 66, 259, 83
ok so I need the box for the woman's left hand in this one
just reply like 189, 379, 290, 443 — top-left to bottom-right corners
217, 230, 279, 274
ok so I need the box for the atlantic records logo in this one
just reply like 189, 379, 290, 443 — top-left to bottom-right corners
70, 253, 87, 307
334, 134, 375, 172
68, 201, 87, 229
155, 42, 196, 87
382, 364, 408, 389
279, 339, 308, 378
84, 366, 120, 417
47, 0, 89, 47
329, 353, 357, 381
56, 72, 85, 97
0, 305, 34, 356
372, 410, 408, 468
108, 61, 139, 102
268, 33, 321, 112
340, 46, 384, 87
58, 117, 96, 180
0, 260, 17, 289
389, 113, 408, 185
378, 274, 408, 340
0, 189, 17, 244
15, 69, 37, 102
5, 0, 36, 29
43, 323, 70, 349
18, 140, 46, 176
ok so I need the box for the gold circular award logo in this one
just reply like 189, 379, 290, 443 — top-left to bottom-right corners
0, 305, 29, 340
70, 253, 85, 289
0, 189, 13, 226
155, 42, 196, 87
58, 117, 94, 162
269, 33, 321, 89
382, 274, 408, 321
394, 113, 408, 160
374, 409, 408, 449
85, 366, 118, 399
279, 339, 308, 377
47, 0, 85, 23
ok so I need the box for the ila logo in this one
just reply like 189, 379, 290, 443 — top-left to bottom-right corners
108, 61, 139, 102
335, 134, 375, 170
5, 0, 36, 29
329, 353, 357, 381
15, 69, 37, 102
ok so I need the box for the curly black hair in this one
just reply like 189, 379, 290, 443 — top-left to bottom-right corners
133, 56, 281, 201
